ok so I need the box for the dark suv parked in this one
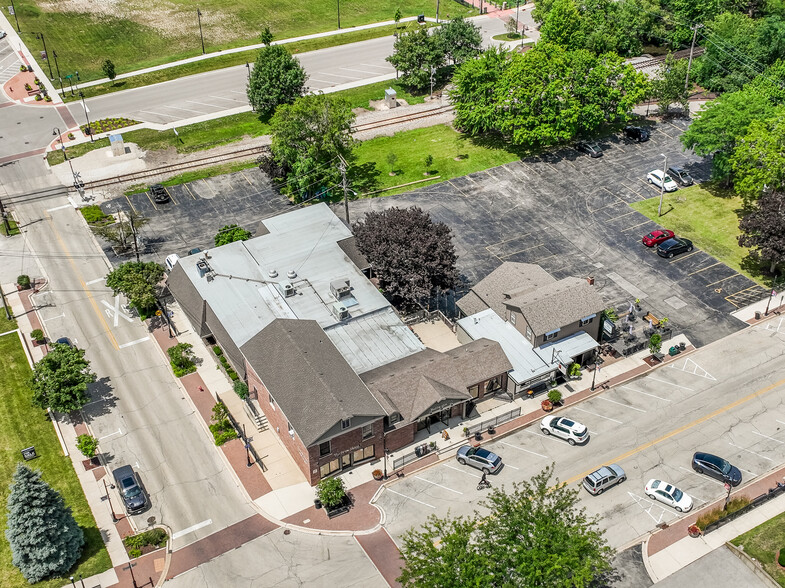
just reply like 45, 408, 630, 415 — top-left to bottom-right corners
149, 184, 170, 204
112, 465, 148, 513
667, 166, 694, 187
624, 126, 650, 142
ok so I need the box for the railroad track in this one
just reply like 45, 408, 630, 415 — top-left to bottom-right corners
351, 104, 454, 133
632, 47, 704, 71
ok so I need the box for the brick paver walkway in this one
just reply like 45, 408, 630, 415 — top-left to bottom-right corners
356, 529, 404, 588
283, 478, 381, 532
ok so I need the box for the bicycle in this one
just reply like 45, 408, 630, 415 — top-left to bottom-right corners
477, 478, 492, 491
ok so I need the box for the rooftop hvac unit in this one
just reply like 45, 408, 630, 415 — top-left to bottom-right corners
279, 282, 295, 297
330, 279, 351, 300
196, 260, 209, 277
331, 303, 349, 321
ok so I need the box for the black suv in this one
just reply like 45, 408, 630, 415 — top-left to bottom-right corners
149, 184, 170, 204
112, 465, 148, 513
667, 166, 694, 187
624, 126, 650, 142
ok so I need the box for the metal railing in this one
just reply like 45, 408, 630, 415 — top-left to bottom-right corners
216, 393, 266, 472
465, 407, 522, 436
392, 444, 432, 471
704, 482, 785, 534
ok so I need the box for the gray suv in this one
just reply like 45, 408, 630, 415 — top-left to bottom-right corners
583, 464, 626, 495
112, 465, 147, 513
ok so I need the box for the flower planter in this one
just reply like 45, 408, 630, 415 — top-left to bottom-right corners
325, 496, 350, 519
687, 525, 701, 538
372, 470, 383, 481
541, 400, 553, 412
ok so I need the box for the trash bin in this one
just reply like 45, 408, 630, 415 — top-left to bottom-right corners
755, 311, 762, 319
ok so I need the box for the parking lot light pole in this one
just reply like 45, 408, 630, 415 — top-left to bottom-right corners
197, 8, 205, 54
34, 33, 54, 79
10, 0, 20, 32
78, 91, 94, 142
657, 153, 667, 217
103, 479, 118, 523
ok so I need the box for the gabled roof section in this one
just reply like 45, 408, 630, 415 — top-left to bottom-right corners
509, 277, 605, 335
456, 262, 555, 317
241, 319, 385, 447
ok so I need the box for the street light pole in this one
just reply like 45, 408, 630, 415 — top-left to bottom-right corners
765, 289, 777, 316
35, 33, 54, 79
516, 0, 520, 34
78, 91, 94, 142
657, 153, 667, 217
337, 0, 341, 29
243, 424, 252, 467
9, 0, 20, 32
197, 8, 205, 54
103, 479, 118, 523
52, 50, 65, 95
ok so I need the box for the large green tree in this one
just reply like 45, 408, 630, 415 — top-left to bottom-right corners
352, 207, 458, 310
6, 464, 84, 583
398, 465, 614, 587
731, 112, 785, 203
387, 27, 445, 92
680, 89, 776, 182
105, 261, 165, 309
437, 16, 483, 65
651, 52, 690, 115
738, 190, 785, 274
28, 344, 96, 413
270, 93, 355, 202
214, 224, 252, 247
247, 44, 307, 119
450, 46, 511, 135
539, 0, 586, 50
92, 209, 149, 252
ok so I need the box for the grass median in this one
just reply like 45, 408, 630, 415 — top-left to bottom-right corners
0, 333, 112, 588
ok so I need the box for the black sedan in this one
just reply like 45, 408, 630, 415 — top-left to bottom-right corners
692, 452, 742, 487
624, 126, 650, 142
149, 184, 170, 204
657, 237, 693, 258
576, 141, 603, 158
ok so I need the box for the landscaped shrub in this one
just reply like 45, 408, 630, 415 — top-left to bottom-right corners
212, 345, 223, 356
695, 496, 752, 530
17, 275, 31, 289
167, 342, 196, 377
80, 205, 114, 225
548, 389, 562, 404
209, 402, 237, 445
227, 369, 239, 381
123, 528, 168, 555
30, 329, 44, 342
317, 476, 347, 508
76, 434, 98, 458
234, 380, 249, 400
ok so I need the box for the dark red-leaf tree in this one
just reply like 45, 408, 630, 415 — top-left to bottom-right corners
738, 190, 785, 275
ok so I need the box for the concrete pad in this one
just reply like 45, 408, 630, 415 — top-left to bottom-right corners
654, 545, 770, 588
254, 481, 316, 520
410, 320, 461, 352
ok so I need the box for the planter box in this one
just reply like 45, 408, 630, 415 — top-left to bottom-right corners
324, 497, 350, 519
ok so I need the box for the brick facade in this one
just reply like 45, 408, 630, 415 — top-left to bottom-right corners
383, 422, 417, 453
309, 419, 384, 485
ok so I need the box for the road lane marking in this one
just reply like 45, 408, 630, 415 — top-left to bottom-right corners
119, 336, 150, 349
101, 299, 133, 325
572, 406, 623, 424
751, 431, 785, 444
85, 277, 105, 285
668, 358, 716, 380
98, 428, 122, 440
596, 396, 647, 412
384, 488, 435, 508
645, 376, 694, 391
414, 476, 463, 494
41, 312, 65, 323
621, 386, 671, 402
46, 203, 72, 212
444, 464, 481, 479
172, 519, 213, 540
777, 420, 785, 427
628, 492, 665, 524
499, 441, 549, 459
729, 442, 773, 461
562, 373, 785, 487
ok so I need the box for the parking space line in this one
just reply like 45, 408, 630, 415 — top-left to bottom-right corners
678, 466, 725, 485
751, 431, 785, 444
145, 191, 158, 211
572, 406, 623, 424
705, 274, 741, 288
504, 463, 520, 470
138, 110, 180, 120
668, 250, 701, 264
183, 183, 198, 200
738, 466, 759, 477
124, 194, 138, 214
239, 170, 254, 186
621, 386, 671, 402
646, 376, 694, 391
444, 464, 481, 479
776, 420, 785, 427
414, 476, 463, 494
596, 396, 647, 412
499, 441, 548, 459
383, 488, 436, 508
688, 262, 722, 276
621, 221, 651, 233
728, 442, 773, 461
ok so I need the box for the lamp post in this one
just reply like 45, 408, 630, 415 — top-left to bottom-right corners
34, 32, 54, 79
590, 354, 603, 391
9, 0, 20, 32
122, 562, 139, 588
103, 479, 118, 523
657, 153, 667, 217
383, 447, 390, 480
52, 50, 64, 95
516, 0, 521, 35
245, 62, 250, 82
243, 424, 252, 468
70, 576, 76, 588
764, 289, 777, 316
337, 0, 341, 29
197, 8, 205, 54
78, 92, 94, 142
79, 574, 86, 588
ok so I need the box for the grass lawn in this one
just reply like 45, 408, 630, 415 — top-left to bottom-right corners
732, 510, 785, 587
48, 80, 426, 166
124, 160, 259, 195
492, 33, 524, 41
16, 0, 471, 82
351, 124, 525, 197
0, 217, 20, 237
0, 310, 17, 334
629, 183, 768, 285
0, 333, 111, 587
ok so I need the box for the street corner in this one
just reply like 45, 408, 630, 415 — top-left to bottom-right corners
282, 480, 382, 534
2, 68, 52, 105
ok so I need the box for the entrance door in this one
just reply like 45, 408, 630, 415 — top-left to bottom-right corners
341, 453, 352, 470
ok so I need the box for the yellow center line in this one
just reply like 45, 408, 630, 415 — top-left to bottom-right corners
562, 374, 785, 486
46, 212, 120, 351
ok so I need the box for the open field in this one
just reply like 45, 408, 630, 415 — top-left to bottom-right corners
629, 183, 766, 285
0, 333, 112, 587
732, 511, 785, 587
16, 0, 471, 81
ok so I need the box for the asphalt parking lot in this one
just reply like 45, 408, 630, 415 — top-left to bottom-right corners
348, 119, 767, 347
99, 167, 292, 262
375, 325, 785, 550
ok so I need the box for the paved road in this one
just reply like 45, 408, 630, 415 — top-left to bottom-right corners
375, 322, 785, 549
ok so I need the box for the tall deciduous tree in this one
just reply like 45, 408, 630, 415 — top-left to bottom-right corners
29, 344, 96, 413
398, 465, 614, 587
214, 224, 252, 247
387, 27, 445, 92
352, 207, 458, 309
680, 89, 776, 183
539, 0, 585, 51
6, 464, 84, 583
651, 52, 690, 115
270, 93, 355, 202
450, 46, 511, 135
247, 45, 307, 119
92, 209, 149, 252
437, 16, 483, 65
738, 190, 785, 274
105, 261, 165, 309
731, 112, 785, 203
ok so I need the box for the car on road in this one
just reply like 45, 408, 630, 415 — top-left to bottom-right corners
667, 166, 694, 187
657, 237, 693, 258
576, 141, 603, 158
624, 126, 650, 142
112, 465, 148, 513
456, 445, 503, 474
647, 169, 678, 192
583, 464, 626, 495
642, 229, 675, 247
149, 184, 169, 204
54, 337, 73, 347
540, 416, 589, 445
692, 452, 742, 486
644, 479, 694, 512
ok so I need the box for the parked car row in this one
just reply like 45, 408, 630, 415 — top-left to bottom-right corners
642, 228, 694, 258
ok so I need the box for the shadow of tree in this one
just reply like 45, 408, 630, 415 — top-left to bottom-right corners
349, 161, 380, 194
81, 376, 117, 423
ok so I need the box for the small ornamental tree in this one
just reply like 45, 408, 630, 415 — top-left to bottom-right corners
76, 434, 99, 458
387, 152, 398, 174
29, 344, 96, 413
394, 7, 402, 28
505, 17, 519, 37
259, 26, 274, 47
5, 464, 84, 582
649, 333, 663, 355
317, 476, 347, 508
105, 261, 164, 309
102, 59, 116, 81
214, 224, 252, 247
167, 342, 197, 377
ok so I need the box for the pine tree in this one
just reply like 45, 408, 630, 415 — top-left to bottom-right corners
5, 464, 84, 583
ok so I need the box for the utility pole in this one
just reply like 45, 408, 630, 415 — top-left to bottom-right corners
197, 8, 205, 54
657, 154, 667, 217
338, 155, 350, 224
436, 0, 441, 22
337, 0, 341, 29
685, 24, 703, 94
0, 197, 11, 236
129, 212, 140, 262
9, 0, 20, 32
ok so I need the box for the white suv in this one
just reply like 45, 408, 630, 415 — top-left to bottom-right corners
540, 416, 589, 445
647, 169, 678, 192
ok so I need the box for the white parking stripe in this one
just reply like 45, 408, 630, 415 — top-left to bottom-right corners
729, 442, 773, 461
414, 476, 463, 494
138, 110, 180, 119
384, 488, 435, 508
621, 386, 671, 402
572, 406, 623, 424
737, 467, 759, 477
499, 441, 548, 459
751, 431, 785, 444
444, 464, 481, 479
596, 396, 647, 412
646, 376, 694, 391
678, 466, 726, 485
504, 463, 520, 470
340, 67, 388, 75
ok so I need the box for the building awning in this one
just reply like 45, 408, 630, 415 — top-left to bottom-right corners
535, 331, 599, 369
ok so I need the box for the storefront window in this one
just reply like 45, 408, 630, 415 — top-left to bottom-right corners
320, 459, 339, 477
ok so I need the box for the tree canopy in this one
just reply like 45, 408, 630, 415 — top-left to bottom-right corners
270, 93, 355, 202
539, 0, 586, 51
398, 465, 614, 587
6, 464, 84, 583
738, 190, 785, 274
438, 16, 483, 65
387, 26, 445, 93
450, 46, 511, 136
352, 207, 458, 310
214, 224, 252, 247
651, 52, 690, 115
105, 260, 165, 309
28, 343, 96, 413
247, 44, 307, 119
731, 111, 785, 203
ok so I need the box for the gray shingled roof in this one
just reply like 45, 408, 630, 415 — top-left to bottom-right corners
241, 319, 385, 447
456, 262, 555, 317
361, 339, 512, 422
509, 277, 605, 335
337, 236, 370, 271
